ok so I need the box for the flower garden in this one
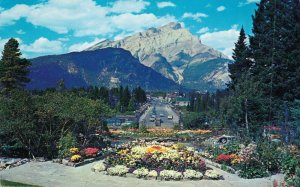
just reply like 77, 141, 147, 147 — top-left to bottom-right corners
91, 140, 223, 180
199, 139, 300, 186
55, 127, 300, 185
109, 128, 212, 139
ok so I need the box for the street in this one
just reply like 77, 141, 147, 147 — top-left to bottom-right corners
139, 98, 179, 128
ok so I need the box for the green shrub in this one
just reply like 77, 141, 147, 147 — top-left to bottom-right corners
173, 124, 181, 130
58, 132, 77, 158
285, 167, 300, 186
256, 141, 282, 173
281, 153, 299, 175
139, 124, 148, 133
238, 160, 269, 179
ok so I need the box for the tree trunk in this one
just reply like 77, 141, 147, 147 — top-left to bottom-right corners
245, 98, 249, 134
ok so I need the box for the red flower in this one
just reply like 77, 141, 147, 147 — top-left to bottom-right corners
82, 148, 100, 157
216, 154, 232, 164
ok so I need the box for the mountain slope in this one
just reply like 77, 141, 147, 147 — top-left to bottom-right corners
27, 48, 181, 91
86, 22, 232, 91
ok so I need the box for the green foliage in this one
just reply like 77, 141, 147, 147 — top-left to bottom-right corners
0, 89, 112, 158
281, 153, 300, 176
139, 124, 148, 133
285, 166, 300, 187
238, 160, 269, 179
228, 27, 252, 90
58, 132, 77, 158
121, 122, 139, 130
290, 100, 300, 146
173, 124, 181, 130
0, 180, 40, 187
133, 86, 147, 103
256, 141, 282, 173
182, 111, 207, 129
0, 38, 31, 93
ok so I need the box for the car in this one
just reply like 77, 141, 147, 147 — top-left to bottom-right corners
215, 135, 236, 145
159, 113, 164, 117
151, 114, 156, 118
150, 117, 155, 122
167, 115, 173, 120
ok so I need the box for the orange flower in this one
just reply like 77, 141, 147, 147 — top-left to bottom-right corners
145, 145, 168, 154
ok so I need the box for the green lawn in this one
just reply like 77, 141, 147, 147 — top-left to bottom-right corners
0, 180, 41, 187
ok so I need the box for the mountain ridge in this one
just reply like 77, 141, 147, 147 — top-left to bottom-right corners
27, 48, 182, 91
86, 22, 231, 91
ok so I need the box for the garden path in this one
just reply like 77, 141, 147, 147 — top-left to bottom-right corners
0, 161, 283, 187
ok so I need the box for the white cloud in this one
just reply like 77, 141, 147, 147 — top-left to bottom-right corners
111, 13, 176, 32
246, 0, 260, 3
182, 12, 208, 22
0, 0, 173, 37
157, 1, 176, 8
68, 38, 104, 52
0, 4, 31, 26
21, 37, 63, 53
197, 27, 209, 34
110, 0, 150, 13
239, 0, 260, 6
217, 6, 226, 12
16, 29, 25, 34
200, 25, 240, 58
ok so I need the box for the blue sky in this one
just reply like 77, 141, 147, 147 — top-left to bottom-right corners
0, 0, 259, 58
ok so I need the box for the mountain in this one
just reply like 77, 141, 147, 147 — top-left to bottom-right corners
27, 48, 181, 91
86, 22, 231, 91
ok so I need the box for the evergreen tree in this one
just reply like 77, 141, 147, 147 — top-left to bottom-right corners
249, 0, 299, 121
228, 27, 252, 90
127, 98, 135, 111
0, 38, 31, 92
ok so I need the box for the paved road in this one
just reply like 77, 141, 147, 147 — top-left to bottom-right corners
139, 99, 179, 128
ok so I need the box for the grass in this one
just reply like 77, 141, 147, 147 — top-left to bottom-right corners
0, 180, 41, 187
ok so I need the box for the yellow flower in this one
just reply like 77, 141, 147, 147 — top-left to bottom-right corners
70, 148, 79, 154
71, 154, 81, 162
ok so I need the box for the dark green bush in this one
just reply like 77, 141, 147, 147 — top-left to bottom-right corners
238, 160, 269, 179
58, 132, 77, 158
256, 141, 282, 173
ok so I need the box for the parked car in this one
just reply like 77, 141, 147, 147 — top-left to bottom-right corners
167, 115, 173, 120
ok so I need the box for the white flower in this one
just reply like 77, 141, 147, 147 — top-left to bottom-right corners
148, 170, 158, 177
183, 169, 203, 179
204, 170, 222, 179
93, 162, 106, 172
187, 147, 195, 152
160, 170, 183, 180
107, 165, 129, 176
133, 167, 149, 178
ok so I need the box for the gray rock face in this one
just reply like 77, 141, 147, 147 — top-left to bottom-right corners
86, 22, 232, 91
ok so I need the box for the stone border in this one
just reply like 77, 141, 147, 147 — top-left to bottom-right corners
0, 158, 31, 171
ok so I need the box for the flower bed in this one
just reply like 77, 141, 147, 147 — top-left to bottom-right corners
92, 140, 223, 180
200, 140, 300, 180
56, 147, 114, 167
109, 128, 212, 139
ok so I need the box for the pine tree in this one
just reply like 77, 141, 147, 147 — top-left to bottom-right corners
0, 38, 31, 93
228, 27, 252, 90
249, 0, 299, 121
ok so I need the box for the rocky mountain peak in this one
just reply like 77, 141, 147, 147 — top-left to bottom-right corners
86, 22, 231, 91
